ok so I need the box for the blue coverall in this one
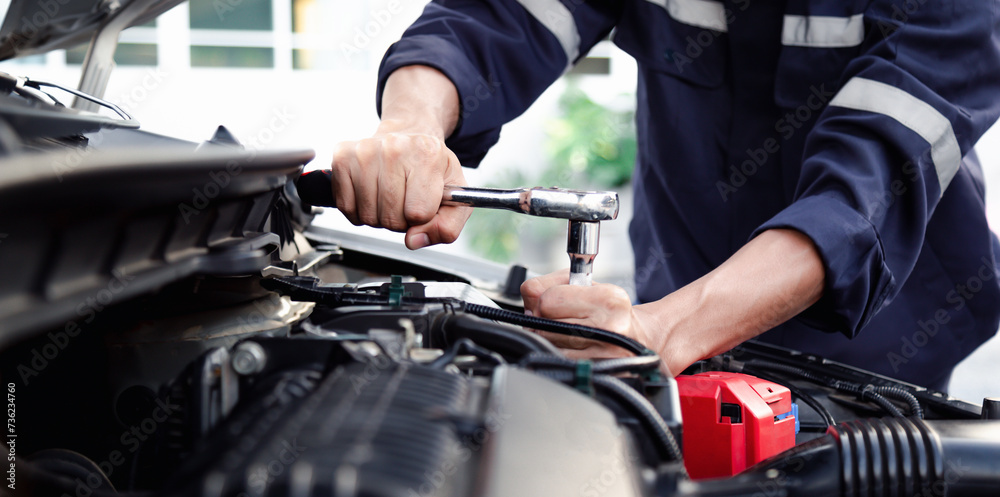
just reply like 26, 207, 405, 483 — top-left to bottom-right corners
377, 0, 1000, 391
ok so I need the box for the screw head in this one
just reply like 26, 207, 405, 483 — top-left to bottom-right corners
232, 342, 267, 376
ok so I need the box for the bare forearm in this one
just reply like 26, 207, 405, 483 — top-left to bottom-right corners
379, 65, 460, 138
639, 229, 825, 373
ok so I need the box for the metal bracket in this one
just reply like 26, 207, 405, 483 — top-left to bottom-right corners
260, 249, 338, 278
73, 0, 162, 111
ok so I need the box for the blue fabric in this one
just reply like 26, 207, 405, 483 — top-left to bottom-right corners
378, 0, 1000, 389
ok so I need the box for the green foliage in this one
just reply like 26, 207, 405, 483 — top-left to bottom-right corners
465, 81, 636, 264
544, 83, 636, 188
465, 169, 564, 263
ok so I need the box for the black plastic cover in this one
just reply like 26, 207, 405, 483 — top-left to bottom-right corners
0, 144, 314, 348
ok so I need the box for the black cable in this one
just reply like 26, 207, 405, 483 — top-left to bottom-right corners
429, 337, 506, 369
858, 385, 905, 417
434, 313, 560, 359
592, 374, 684, 462
0, 71, 136, 125
744, 360, 921, 419
520, 353, 679, 462
25, 78, 134, 121
14, 84, 58, 105
791, 383, 838, 428
741, 365, 837, 428
264, 277, 652, 356
872, 385, 924, 419
743, 360, 826, 384
534, 369, 684, 463
463, 302, 651, 356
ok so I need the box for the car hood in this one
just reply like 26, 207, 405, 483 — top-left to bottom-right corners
0, 0, 182, 59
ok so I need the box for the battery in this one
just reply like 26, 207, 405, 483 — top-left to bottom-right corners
676, 371, 797, 480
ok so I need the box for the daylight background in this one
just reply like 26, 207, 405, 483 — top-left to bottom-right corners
2, 0, 997, 402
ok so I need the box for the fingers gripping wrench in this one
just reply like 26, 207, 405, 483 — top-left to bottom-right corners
295, 172, 619, 286
441, 186, 618, 286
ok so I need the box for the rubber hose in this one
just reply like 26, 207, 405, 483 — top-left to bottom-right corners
463, 303, 649, 356
532, 368, 682, 463
592, 374, 685, 462
683, 418, 1000, 496
592, 355, 662, 374
432, 313, 561, 360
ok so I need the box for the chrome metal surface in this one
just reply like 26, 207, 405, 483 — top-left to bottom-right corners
568, 269, 593, 287
260, 249, 338, 278
567, 221, 599, 287
441, 185, 618, 287
442, 185, 619, 222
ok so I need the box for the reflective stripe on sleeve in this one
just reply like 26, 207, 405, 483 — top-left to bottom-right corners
782, 14, 864, 48
516, 0, 581, 67
645, 0, 728, 32
829, 77, 962, 195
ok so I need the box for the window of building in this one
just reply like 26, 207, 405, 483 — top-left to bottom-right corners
65, 43, 158, 66
189, 0, 273, 31
188, 0, 275, 68
191, 46, 274, 68
23, 1, 618, 74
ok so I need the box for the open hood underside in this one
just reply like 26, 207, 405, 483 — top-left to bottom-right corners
0, 0, 182, 60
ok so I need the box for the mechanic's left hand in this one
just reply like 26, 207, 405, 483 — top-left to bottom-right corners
520, 270, 664, 362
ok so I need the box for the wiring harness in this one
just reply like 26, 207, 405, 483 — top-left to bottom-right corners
518, 352, 683, 463
741, 359, 924, 419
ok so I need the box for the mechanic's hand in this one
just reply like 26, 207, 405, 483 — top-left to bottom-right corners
331, 126, 472, 250
520, 270, 666, 366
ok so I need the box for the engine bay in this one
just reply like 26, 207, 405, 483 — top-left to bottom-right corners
3, 183, 1000, 495
2, 5, 1000, 492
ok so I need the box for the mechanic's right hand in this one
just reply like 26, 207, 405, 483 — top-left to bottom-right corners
331, 128, 472, 250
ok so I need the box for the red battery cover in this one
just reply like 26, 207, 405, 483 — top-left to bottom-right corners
675, 372, 796, 480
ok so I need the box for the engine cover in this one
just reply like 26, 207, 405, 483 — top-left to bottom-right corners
161, 347, 644, 497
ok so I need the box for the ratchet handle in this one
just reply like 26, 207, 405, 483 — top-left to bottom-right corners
441, 185, 525, 212
298, 173, 616, 222
297, 171, 602, 287
296, 170, 466, 210
296, 170, 337, 207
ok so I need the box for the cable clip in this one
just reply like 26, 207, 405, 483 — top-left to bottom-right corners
574, 360, 594, 396
859, 384, 876, 401
388, 275, 408, 306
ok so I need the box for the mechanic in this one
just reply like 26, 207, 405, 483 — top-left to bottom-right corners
326, 0, 1000, 392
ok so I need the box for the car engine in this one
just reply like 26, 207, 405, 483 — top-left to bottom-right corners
2, 134, 1000, 496
2, 0, 1000, 494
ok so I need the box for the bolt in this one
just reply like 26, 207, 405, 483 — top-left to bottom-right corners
232, 341, 267, 375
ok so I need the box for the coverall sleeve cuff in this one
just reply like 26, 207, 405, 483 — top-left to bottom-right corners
751, 195, 896, 338
376, 35, 501, 168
